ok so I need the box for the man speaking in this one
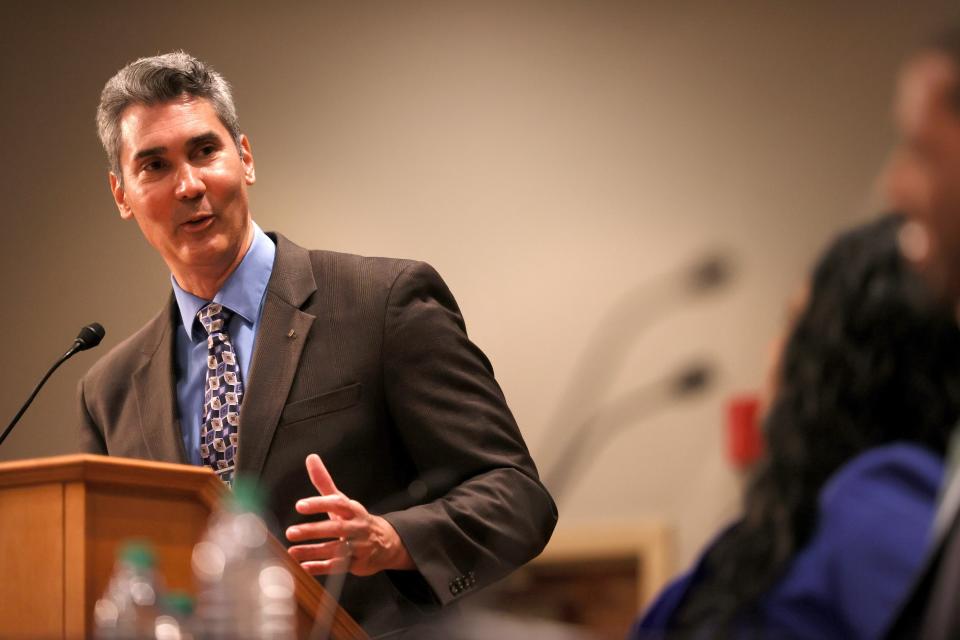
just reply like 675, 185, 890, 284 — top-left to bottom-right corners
77, 51, 556, 636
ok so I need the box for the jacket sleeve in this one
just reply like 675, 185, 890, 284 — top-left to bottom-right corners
378, 261, 558, 606
76, 377, 108, 455
818, 444, 943, 639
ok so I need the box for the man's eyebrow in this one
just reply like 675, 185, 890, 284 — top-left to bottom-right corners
131, 132, 223, 161
133, 146, 166, 161
187, 132, 223, 147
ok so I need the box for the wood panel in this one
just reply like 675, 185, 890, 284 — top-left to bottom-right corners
63, 481, 88, 638
0, 483, 64, 638
0, 455, 368, 640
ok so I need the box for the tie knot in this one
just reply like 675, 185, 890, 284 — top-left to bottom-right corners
197, 302, 234, 336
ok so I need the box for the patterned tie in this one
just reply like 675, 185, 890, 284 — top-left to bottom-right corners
197, 302, 243, 485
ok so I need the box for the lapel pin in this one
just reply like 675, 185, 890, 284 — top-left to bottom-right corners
287, 329, 297, 339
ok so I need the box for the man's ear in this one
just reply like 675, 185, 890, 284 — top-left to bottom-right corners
240, 134, 256, 185
109, 172, 133, 220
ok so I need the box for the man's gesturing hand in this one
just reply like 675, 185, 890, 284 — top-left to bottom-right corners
286, 454, 415, 576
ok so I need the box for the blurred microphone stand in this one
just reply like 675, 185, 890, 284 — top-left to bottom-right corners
537, 251, 733, 503
542, 361, 714, 504
308, 541, 353, 640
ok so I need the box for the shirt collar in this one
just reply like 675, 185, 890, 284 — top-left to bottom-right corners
171, 222, 276, 339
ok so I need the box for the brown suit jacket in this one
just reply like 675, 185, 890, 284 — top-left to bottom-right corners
77, 232, 557, 637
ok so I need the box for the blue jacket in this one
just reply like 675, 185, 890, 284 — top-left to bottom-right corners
631, 443, 943, 639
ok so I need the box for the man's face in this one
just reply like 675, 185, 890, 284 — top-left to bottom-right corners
886, 53, 960, 302
110, 95, 255, 282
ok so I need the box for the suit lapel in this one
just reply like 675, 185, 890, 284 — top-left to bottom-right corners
132, 297, 190, 464
237, 234, 318, 477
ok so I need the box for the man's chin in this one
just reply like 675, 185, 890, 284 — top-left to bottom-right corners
178, 236, 232, 265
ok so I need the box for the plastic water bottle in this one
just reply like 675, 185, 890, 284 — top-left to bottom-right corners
93, 541, 163, 639
153, 591, 196, 640
192, 478, 296, 640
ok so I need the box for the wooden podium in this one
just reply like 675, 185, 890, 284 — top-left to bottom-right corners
0, 454, 368, 639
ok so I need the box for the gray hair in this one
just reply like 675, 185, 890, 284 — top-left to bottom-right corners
96, 50, 242, 180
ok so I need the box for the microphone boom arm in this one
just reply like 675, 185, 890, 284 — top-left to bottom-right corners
0, 322, 105, 448
0, 347, 76, 447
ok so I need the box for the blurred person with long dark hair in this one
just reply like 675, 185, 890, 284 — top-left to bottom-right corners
883, 24, 960, 639
630, 214, 960, 639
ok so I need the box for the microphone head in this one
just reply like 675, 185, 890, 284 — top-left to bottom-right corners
74, 323, 106, 351
688, 253, 734, 293
672, 362, 714, 396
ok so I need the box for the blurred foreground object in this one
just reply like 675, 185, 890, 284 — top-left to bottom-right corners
193, 479, 296, 640
634, 214, 960, 638
94, 541, 163, 639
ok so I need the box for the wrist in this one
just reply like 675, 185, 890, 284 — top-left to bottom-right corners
373, 515, 415, 571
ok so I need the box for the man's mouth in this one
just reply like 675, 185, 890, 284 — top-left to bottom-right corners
181, 214, 215, 232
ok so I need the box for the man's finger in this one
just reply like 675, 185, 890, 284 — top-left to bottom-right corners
285, 518, 365, 543
295, 495, 356, 518
288, 540, 349, 562
306, 453, 339, 496
299, 558, 351, 576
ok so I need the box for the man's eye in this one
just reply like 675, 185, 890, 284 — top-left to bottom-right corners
143, 160, 165, 172
199, 145, 217, 157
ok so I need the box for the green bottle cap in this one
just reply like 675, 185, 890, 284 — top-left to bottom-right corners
162, 591, 195, 617
228, 475, 264, 514
119, 540, 155, 570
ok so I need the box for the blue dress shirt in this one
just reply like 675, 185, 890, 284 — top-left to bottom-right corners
631, 443, 944, 640
172, 223, 276, 465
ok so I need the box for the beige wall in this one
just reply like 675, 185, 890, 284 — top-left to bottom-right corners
0, 1, 954, 568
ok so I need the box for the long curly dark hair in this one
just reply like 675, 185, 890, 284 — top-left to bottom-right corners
673, 214, 960, 635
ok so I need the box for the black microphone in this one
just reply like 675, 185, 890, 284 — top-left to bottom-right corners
73, 322, 106, 352
0, 323, 106, 447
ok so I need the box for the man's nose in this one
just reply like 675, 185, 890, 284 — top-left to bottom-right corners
174, 163, 205, 200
